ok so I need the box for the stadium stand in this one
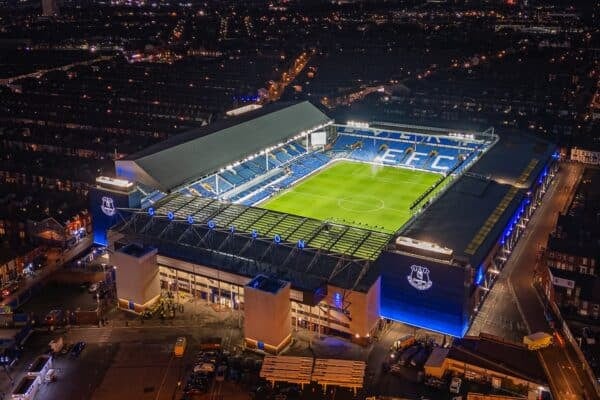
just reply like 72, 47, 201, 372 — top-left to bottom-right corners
176, 128, 489, 209
329, 131, 486, 173
179, 141, 329, 206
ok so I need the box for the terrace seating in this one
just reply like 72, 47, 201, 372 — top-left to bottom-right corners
236, 151, 331, 206
329, 133, 479, 173
190, 182, 214, 197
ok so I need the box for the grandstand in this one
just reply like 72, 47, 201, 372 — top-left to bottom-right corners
93, 101, 558, 339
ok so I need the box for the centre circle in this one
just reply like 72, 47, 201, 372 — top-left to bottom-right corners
337, 195, 385, 213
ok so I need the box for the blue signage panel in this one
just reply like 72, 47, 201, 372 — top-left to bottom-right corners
89, 187, 132, 246
378, 251, 470, 337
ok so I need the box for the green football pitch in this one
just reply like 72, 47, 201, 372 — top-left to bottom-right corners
260, 160, 441, 232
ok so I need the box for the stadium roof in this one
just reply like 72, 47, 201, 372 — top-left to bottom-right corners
115, 101, 332, 191
112, 193, 391, 293
151, 194, 391, 261
400, 131, 555, 267
449, 334, 547, 384
401, 177, 524, 266
468, 131, 556, 189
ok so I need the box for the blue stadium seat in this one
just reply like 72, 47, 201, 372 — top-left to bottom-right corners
329, 133, 477, 173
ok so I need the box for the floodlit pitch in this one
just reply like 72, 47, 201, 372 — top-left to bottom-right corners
261, 160, 440, 233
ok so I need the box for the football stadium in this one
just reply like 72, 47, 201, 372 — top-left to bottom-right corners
92, 101, 558, 351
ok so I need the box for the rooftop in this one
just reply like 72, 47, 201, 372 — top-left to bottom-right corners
448, 333, 547, 384
401, 177, 524, 266
468, 131, 556, 189
116, 101, 332, 191
117, 243, 155, 258
112, 199, 389, 293
152, 194, 392, 262
547, 168, 600, 258
246, 275, 288, 294
401, 131, 555, 267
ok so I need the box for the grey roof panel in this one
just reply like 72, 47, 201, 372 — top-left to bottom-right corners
116, 101, 331, 191
402, 177, 524, 266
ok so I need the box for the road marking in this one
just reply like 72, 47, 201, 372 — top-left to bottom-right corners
556, 361, 575, 396
155, 353, 175, 400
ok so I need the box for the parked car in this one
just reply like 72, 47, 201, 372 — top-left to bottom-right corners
45, 310, 64, 326
1, 282, 20, 298
216, 365, 227, 381
449, 377, 462, 394
70, 341, 86, 357
193, 363, 215, 374
88, 282, 100, 293
45, 368, 57, 382
48, 337, 64, 354
424, 376, 445, 388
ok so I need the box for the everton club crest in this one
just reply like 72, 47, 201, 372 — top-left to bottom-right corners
101, 196, 116, 217
407, 265, 432, 291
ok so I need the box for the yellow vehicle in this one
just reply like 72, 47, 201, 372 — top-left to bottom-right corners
174, 336, 187, 357
523, 332, 553, 350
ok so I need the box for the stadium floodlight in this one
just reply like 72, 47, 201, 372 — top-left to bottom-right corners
347, 121, 369, 129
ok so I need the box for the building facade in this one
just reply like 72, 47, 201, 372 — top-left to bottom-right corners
542, 168, 600, 320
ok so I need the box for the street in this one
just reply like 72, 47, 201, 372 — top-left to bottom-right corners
504, 162, 597, 400
468, 162, 598, 400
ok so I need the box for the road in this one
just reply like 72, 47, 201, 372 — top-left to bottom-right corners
0, 55, 113, 85
505, 162, 598, 400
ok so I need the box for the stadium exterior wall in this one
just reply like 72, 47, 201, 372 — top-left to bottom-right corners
89, 186, 141, 246
378, 251, 471, 337
106, 236, 382, 339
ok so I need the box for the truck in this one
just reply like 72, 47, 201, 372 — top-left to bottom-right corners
523, 332, 553, 350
